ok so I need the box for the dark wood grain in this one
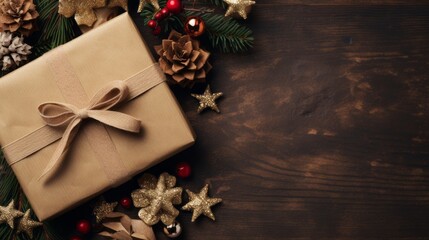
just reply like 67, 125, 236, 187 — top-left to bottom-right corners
59, 1, 429, 239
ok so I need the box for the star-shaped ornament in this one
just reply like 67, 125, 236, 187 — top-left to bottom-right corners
16, 210, 43, 238
131, 173, 182, 226
138, 0, 160, 13
0, 200, 24, 228
223, 0, 255, 19
93, 200, 118, 223
191, 85, 223, 113
182, 184, 222, 222
58, 0, 106, 26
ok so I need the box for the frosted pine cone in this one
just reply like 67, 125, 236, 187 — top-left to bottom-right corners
155, 30, 212, 88
0, 0, 39, 37
0, 31, 31, 71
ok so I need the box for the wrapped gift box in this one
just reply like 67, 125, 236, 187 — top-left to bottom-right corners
0, 13, 195, 221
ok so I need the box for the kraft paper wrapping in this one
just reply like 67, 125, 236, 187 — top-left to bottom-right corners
0, 13, 195, 221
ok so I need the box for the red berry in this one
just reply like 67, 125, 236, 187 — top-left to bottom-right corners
166, 0, 182, 14
76, 219, 91, 235
161, 8, 170, 17
120, 197, 132, 209
70, 236, 82, 240
147, 19, 157, 29
176, 162, 191, 178
154, 11, 164, 21
152, 25, 162, 35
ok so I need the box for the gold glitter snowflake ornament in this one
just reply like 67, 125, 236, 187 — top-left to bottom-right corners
223, 0, 255, 19
131, 173, 182, 226
58, 0, 107, 26
182, 184, 222, 222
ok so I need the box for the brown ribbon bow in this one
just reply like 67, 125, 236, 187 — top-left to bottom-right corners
37, 80, 141, 180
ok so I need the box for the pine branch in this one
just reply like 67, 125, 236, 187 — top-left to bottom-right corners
189, 11, 253, 53
140, 1, 253, 53
208, 0, 227, 9
32, 0, 79, 58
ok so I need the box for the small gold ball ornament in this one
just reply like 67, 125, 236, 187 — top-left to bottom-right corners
163, 221, 182, 238
184, 16, 206, 37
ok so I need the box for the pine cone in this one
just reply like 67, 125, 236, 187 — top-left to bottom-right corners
155, 30, 212, 88
0, 31, 31, 71
0, 0, 39, 37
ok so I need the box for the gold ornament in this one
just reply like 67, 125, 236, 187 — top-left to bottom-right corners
182, 184, 222, 222
107, 0, 128, 10
0, 200, 24, 228
16, 210, 43, 238
191, 85, 223, 113
223, 0, 255, 19
58, 0, 106, 26
93, 200, 118, 223
131, 173, 182, 226
138, 0, 160, 13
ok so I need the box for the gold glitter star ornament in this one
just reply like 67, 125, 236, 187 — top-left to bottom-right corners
0, 200, 24, 228
191, 85, 223, 113
223, 0, 255, 19
16, 210, 43, 238
131, 173, 182, 226
138, 0, 160, 13
182, 184, 222, 222
93, 200, 118, 223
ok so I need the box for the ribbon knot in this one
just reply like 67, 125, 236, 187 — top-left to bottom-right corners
37, 80, 141, 180
76, 108, 89, 119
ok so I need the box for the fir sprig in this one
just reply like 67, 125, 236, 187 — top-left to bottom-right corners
208, 0, 227, 9
32, 0, 79, 57
191, 11, 253, 53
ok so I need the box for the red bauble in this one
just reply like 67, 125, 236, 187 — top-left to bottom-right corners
166, 0, 182, 14
184, 16, 206, 37
176, 162, 191, 178
154, 11, 164, 21
70, 236, 82, 240
147, 19, 157, 29
76, 219, 91, 235
161, 7, 170, 17
120, 197, 132, 209
152, 26, 162, 35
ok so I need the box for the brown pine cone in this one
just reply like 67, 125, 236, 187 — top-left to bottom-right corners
155, 30, 212, 88
0, 0, 39, 37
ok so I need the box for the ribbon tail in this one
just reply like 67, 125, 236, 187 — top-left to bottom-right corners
88, 110, 141, 133
38, 119, 82, 181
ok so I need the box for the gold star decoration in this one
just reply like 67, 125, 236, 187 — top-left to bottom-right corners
182, 184, 222, 222
191, 85, 223, 113
16, 210, 43, 238
58, 0, 107, 26
131, 173, 182, 226
0, 200, 24, 228
138, 0, 160, 13
93, 200, 118, 223
223, 0, 255, 19
107, 0, 128, 11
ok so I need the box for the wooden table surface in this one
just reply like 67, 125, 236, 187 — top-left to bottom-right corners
58, 1, 429, 239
